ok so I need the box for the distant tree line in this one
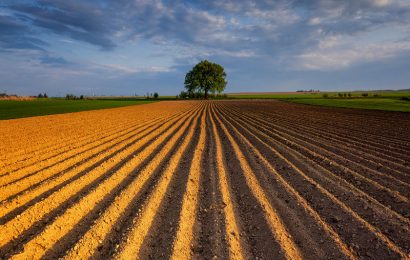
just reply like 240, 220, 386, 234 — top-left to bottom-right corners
65, 94, 84, 100
296, 89, 320, 93
145, 92, 159, 99
322, 92, 381, 98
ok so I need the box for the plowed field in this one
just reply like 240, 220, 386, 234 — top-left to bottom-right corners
0, 100, 409, 259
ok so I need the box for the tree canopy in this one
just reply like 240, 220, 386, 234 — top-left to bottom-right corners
184, 60, 227, 99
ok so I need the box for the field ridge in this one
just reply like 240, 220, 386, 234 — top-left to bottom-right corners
0, 100, 409, 259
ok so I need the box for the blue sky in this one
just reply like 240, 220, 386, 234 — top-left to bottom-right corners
0, 0, 409, 96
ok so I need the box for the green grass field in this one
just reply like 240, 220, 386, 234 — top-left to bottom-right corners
227, 91, 410, 99
2, 91, 409, 120
227, 93, 324, 99
287, 98, 410, 112
227, 91, 410, 112
0, 99, 155, 120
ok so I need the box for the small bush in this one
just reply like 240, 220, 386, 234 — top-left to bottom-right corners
322, 93, 329, 98
347, 93, 352, 97
373, 94, 380, 97
66, 94, 78, 100
343, 93, 347, 97
80, 95, 84, 100
179, 91, 188, 99
338, 93, 343, 97
401, 96, 410, 101
43, 93, 48, 98
362, 93, 369, 97
153, 92, 159, 99
210, 93, 228, 99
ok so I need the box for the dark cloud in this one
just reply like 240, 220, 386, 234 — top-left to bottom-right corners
2, 0, 410, 55
39, 54, 70, 66
0, 1, 121, 51
294, 0, 410, 32
0, 0, 409, 95
0, 14, 47, 50
6, 1, 117, 50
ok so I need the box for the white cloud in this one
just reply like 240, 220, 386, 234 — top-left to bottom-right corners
94, 63, 174, 74
374, 0, 392, 7
308, 17, 321, 25
296, 38, 410, 70
245, 7, 300, 25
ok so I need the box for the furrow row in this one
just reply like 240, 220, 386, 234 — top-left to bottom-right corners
0, 103, 195, 175
230, 102, 410, 153
0, 103, 203, 257
0, 100, 408, 259
0, 102, 194, 168
0, 105, 199, 223
237, 105, 410, 173
223, 104, 410, 217
216, 103, 410, 257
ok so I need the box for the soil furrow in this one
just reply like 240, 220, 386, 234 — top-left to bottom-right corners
1, 119, 139, 174
237, 105, 410, 174
0, 102, 188, 165
214, 104, 356, 259
0, 105, 200, 256
0, 108, 184, 179
0, 104, 194, 183
225, 105, 410, 217
0, 100, 408, 259
228, 101, 410, 153
224, 104, 410, 225
242, 108, 410, 184
225, 103, 410, 184
217, 104, 410, 257
133, 109, 205, 260
41, 104, 202, 259
0, 105, 197, 203
251, 109, 410, 168
5, 107, 202, 259
171, 104, 207, 259
210, 113, 283, 259
210, 104, 302, 260
197, 106, 238, 259
251, 101, 410, 146
0, 115, 171, 192
0, 102, 197, 171
0, 105, 198, 222
109, 105, 204, 260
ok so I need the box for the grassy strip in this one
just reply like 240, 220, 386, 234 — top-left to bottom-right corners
0, 99, 155, 120
228, 93, 323, 99
227, 91, 410, 100
286, 98, 410, 112
226, 91, 410, 112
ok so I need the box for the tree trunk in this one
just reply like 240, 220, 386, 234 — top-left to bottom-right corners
204, 90, 208, 99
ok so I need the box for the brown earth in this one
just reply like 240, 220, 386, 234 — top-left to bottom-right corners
0, 100, 409, 259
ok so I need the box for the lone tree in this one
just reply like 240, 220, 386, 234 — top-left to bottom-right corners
184, 60, 227, 99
